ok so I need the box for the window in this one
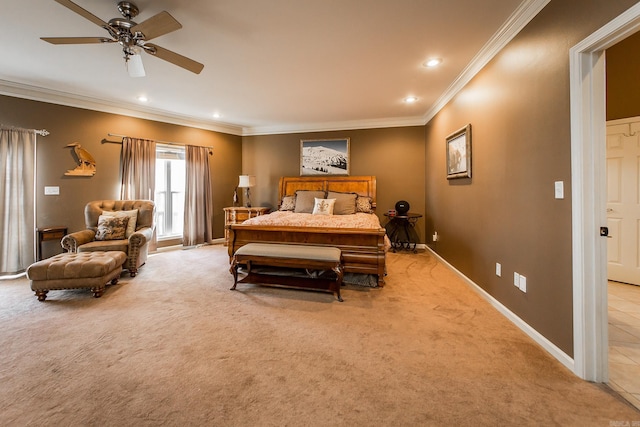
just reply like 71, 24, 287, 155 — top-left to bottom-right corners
155, 144, 185, 240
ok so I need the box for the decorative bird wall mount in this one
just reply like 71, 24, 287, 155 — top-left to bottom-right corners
64, 142, 96, 176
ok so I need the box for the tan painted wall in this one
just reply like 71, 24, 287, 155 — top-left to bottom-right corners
0, 95, 242, 258
242, 127, 426, 238
424, 0, 638, 356
606, 29, 640, 121
2, 0, 634, 359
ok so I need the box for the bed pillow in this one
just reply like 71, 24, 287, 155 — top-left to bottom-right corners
102, 209, 138, 237
279, 195, 296, 211
294, 190, 326, 213
356, 196, 374, 213
312, 198, 336, 215
95, 215, 129, 241
327, 191, 357, 215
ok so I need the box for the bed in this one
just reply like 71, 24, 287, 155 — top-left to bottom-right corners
227, 175, 387, 287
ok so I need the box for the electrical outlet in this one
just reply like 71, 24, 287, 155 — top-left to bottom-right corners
554, 181, 564, 199
514, 272, 520, 287
519, 275, 527, 292
432, 231, 438, 242
496, 263, 501, 277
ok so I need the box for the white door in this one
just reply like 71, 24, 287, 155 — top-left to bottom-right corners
607, 118, 640, 285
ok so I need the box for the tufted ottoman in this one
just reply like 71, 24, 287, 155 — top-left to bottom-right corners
27, 251, 127, 301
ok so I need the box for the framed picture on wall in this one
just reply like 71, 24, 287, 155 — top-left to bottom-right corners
446, 124, 472, 179
300, 138, 350, 176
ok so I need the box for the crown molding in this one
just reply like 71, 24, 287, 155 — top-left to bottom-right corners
0, 79, 245, 136
242, 116, 426, 136
422, 0, 551, 125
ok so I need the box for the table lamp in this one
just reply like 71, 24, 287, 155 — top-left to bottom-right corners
238, 175, 256, 207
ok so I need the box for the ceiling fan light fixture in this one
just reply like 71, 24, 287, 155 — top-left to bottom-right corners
127, 51, 146, 77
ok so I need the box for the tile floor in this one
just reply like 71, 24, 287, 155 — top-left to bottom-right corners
609, 281, 640, 410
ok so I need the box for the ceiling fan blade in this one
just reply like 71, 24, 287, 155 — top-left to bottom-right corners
40, 37, 114, 45
144, 43, 204, 74
54, 0, 109, 28
131, 11, 182, 41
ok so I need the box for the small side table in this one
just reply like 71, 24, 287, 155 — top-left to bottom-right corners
223, 207, 270, 246
37, 226, 67, 261
383, 213, 422, 253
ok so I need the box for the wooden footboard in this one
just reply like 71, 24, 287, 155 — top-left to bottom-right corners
228, 224, 386, 287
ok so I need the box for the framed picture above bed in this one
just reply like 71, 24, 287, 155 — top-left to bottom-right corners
300, 138, 350, 176
446, 124, 472, 179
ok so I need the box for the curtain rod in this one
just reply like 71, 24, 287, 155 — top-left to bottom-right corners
0, 125, 49, 136
107, 133, 213, 151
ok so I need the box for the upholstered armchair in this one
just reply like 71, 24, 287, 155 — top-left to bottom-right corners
61, 200, 155, 277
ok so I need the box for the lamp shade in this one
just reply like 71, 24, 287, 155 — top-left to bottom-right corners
238, 175, 256, 188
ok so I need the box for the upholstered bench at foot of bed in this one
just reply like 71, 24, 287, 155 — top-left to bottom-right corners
230, 243, 344, 302
26, 251, 127, 301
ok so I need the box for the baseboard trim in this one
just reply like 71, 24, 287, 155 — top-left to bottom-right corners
0, 272, 26, 280
425, 246, 576, 374
151, 239, 226, 255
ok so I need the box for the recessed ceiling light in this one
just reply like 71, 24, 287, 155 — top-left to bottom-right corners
424, 58, 442, 67
136, 95, 148, 102
404, 96, 418, 104
213, 112, 222, 119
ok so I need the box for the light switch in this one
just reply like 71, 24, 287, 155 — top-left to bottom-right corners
554, 181, 564, 199
44, 186, 59, 195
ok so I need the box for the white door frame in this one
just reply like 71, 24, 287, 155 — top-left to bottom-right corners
570, 3, 640, 381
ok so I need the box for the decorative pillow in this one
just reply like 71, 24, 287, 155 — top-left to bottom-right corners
327, 191, 357, 215
294, 190, 326, 213
279, 195, 296, 211
312, 198, 336, 215
356, 196, 374, 213
102, 209, 138, 237
95, 215, 129, 241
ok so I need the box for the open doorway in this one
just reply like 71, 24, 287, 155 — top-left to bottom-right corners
605, 31, 640, 409
570, 1, 640, 387
605, 116, 640, 408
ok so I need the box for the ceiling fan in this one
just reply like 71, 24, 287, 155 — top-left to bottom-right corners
41, 0, 204, 77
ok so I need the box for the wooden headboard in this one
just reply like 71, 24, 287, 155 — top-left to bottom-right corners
279, 175, 377, 207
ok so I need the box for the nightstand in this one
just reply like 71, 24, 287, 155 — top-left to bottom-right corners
37, 226, 67, 261
223, 207, 270, 246
383, 212, 422, 253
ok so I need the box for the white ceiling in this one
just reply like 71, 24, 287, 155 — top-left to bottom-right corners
0, 0, 546, 136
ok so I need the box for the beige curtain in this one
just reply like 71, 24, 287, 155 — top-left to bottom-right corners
183, 146, 213, 246
120, 137, 157, 250
120, 137, 156, 200
0, 129, 35, 275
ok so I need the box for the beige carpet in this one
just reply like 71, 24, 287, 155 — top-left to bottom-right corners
0, 245, 637, 426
